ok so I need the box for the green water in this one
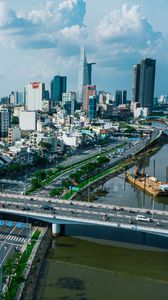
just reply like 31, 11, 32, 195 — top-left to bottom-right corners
35, 237, 168, 300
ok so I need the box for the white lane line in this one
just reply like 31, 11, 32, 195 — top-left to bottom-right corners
1, 244, 13, 265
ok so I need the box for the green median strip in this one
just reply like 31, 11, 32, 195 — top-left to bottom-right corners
3, 230, 40, 300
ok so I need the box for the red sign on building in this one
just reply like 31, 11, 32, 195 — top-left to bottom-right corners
32, 82, 40, 89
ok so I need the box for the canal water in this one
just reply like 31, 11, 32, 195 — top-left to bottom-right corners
35, 141, 168, 300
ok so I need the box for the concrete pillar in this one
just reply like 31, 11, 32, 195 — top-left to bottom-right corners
52, 223, 61, 236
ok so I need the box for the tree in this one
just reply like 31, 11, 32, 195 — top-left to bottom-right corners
31, 178, 41, 189
34, 170, 46, 181
12, 116, 19, 125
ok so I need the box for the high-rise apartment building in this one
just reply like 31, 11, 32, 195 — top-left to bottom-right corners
115, 90, 127, 106
51, 75, 67, 103
132, 58, 156, 110
139, 58, 156, 109
25, 82, 45, 111
78, 46, 95, 104
0, 108, 10, 137
62, 92, 76, 115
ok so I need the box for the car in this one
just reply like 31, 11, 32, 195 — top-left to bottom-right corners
129, 209, 135, 213
135, 215, 150, 222
41, 204, 54, 211
30, 198, 34, 201
145, 210, 151, 215
22, 206, 30, 211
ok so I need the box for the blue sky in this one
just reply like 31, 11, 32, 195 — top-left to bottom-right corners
0, 0, 168, 98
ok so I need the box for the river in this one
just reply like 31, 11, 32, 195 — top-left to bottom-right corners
35, 138, 168, 300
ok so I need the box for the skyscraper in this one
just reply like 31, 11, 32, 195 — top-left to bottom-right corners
88, 96, 97, 119
78, 46, 95, 104
51, 75, 67, 103
132, 64, 140, 103
115, 90, 127, 106
139, 58, 156, 109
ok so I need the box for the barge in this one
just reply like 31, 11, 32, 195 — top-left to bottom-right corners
126, 172, 168, 197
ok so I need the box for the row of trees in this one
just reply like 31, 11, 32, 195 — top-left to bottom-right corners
61, 156, 110, 190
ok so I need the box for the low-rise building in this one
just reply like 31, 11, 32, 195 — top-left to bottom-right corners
8, 127, 21, 145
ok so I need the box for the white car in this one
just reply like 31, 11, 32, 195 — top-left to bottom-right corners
135, 215, 151, 222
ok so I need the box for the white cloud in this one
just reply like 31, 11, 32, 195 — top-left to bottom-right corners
92, 3, 165, 73
95, 4, 162, 47
0, 0, 86, 49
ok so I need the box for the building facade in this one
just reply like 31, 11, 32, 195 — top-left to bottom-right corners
25, 82, 45, 111
51, 75, 67, 103
8, 127, 21, 145
62, 92, 76, 115
139, 58, 156, 110
84, 85, 97, 112
88, 96, 97, 119
115, 90, 127, 106
132, 64, 140, 103
19, 111, 37, 131
0, 108, 10, 138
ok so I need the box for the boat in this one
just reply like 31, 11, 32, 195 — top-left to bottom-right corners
126, 171, 168, 197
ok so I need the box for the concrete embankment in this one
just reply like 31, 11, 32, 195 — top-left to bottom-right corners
18, 226, 52, 300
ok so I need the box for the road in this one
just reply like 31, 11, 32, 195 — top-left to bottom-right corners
0, 223, 32, 266
0, 192, 168, 233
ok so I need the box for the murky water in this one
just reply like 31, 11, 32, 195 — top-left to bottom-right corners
35, 237, 168, 300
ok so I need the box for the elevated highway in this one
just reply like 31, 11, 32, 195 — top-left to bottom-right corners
0, 192, 168, 237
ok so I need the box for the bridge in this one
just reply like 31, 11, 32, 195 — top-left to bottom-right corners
0, 193, 168, 237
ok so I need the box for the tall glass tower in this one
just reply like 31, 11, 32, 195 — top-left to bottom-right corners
77, 47, 95, 104
132, 64, 140, 103
51, 75, 67, 103
139, 58, 156, 109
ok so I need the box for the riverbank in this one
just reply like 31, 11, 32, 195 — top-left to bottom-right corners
20, 226, 52, 300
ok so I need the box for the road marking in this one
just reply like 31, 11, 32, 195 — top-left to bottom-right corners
1, 244, 13, 265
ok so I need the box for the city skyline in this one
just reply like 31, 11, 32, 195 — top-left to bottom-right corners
0, 1, 168, 97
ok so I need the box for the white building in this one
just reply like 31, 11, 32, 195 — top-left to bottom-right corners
61, 132, 82, 147
25, 82, 45, 111
134, 107, 149, 119
19, 111, 37, 131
